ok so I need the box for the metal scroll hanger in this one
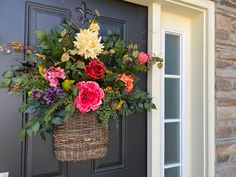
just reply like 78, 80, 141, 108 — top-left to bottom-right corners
75, 1, 96, 25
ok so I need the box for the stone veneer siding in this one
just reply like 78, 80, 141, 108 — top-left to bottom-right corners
215, 0, 236, 176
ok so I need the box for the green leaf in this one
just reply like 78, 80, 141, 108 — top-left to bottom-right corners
44, 114, 53, 123
71, 86, 78, 96
138, 102, 144, 109
130, 105, 135, 110
103, 50, 109, 55
110, 49, 115, 54
107, 41, 114, 48
107, 29, 113, 36
149, 103, 157, 109
40, 44, 50, 50
43, 101, 63, 123
52, 117, 62, 125
71, 61, 85, 70
25, 106, 37, 114
27, 121, 40, 136
144, 103, 150, 110
55, 110, 66, 117
46, 127, 53, 134
66, 61, 72, 70
2, 71, 14, 78
76, 61, 85, 69
68, 49, 78, 55
0, 79, 11, 88
144, 103, 156, 110
61, 52, 70, 62
12, 76, 28, 84
62, 79, 74, 91
122, 103, 128, 110
11, 65, 23, 70
40, 131, 46, 141
35, 31, 48, 41
65, 103, 75, 119
19, 128, 26, 142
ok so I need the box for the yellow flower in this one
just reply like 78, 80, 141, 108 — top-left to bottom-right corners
26, 49, 32, 55
89, 21, 100, 33
114, 100, 125, 110
73, 29, 104, 59
38, 64, 45, 77
62, 79, 75, 91
104, 86, 113, 93
35, 53, 46, 60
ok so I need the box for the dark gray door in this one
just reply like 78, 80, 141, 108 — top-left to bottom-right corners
0, 1, 147, 177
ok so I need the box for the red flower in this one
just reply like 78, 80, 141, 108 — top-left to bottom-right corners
118, 74, 134, 93
75, 81, 104, 113
85, 60, 106, 80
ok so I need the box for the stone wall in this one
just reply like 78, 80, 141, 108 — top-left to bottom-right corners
215, 0, 236, 176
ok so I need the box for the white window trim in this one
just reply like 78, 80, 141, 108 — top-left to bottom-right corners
123, 1, 215, 177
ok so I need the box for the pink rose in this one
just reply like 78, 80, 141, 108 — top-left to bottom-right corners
44, 66, 66, 87
75, 81, 104, 113
138, 52, 150, 64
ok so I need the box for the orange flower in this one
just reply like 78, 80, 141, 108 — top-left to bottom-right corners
11, 41, 22, 51
35, 53, 46, 60
118, 74, 134, 93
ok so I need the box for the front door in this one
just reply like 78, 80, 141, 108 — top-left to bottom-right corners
0, 1, 148, 177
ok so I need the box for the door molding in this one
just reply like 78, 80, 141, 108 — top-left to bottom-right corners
124, 0, 215, 177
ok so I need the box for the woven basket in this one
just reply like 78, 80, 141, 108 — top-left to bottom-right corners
53, 112, 108, 162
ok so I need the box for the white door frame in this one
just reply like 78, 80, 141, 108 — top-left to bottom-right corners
123, 0, 215, 177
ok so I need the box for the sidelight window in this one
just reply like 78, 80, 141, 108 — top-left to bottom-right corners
163, 32, 183, 177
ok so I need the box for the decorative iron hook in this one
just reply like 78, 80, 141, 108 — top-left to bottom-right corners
75, 1, 93, 25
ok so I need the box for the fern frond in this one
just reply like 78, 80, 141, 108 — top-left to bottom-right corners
43, 100, 64, 123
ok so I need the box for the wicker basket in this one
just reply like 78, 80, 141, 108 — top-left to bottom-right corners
53, 112, 108, 162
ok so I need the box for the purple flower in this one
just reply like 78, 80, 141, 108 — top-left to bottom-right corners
32, 90, 42, 100
43, 86, 64, 105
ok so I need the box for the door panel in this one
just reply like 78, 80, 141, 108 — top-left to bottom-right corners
0, 1, 25, 177
0, 1, 147, 177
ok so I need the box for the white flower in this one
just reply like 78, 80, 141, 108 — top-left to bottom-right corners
73, 29, 104, 59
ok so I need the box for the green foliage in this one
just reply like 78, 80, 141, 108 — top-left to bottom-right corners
2, 71, 14, 78
15, 76, 47, 94
35, 19, 76, 66
43, 99, 64, 123
97, 93, 119, 125
51, 117, 62, 125
27, 121, 40, 136
100, 30, 127, 72
35, 31, 48, 42
0, 79, 11, 88
19, 128, 26, 142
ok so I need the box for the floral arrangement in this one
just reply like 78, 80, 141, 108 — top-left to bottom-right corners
0, 17, 162, 141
